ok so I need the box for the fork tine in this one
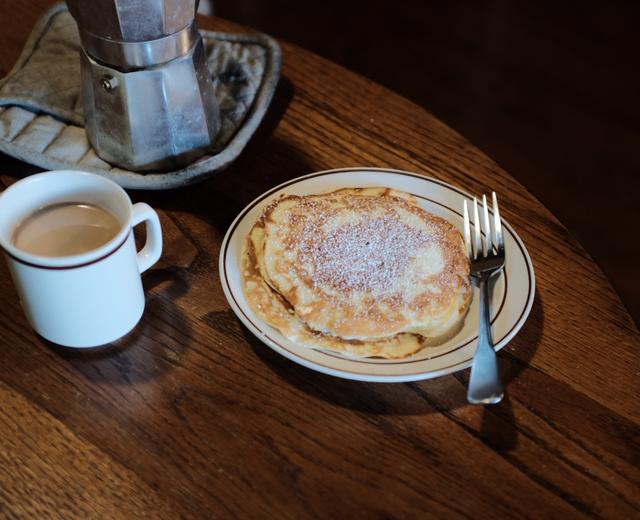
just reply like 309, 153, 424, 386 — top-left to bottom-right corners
473, 197, 482, 259
463, 200, 472, 259
482, 194, 492, 255
492, 192, 504, 252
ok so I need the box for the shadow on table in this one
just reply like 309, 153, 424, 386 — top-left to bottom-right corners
473, 290, 544, 450
243, 289, 544, 449
50, 267, 192, 384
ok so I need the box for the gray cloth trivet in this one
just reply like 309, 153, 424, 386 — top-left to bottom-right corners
0, 3, 281, 189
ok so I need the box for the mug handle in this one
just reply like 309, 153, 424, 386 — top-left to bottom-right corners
131, 203, 163, 273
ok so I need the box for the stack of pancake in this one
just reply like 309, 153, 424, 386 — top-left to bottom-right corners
242, 187, 471, 358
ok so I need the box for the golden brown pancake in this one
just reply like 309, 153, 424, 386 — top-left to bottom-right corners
242, 187, 471, 359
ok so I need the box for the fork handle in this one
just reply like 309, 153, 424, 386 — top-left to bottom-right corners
467, 274, 504, 405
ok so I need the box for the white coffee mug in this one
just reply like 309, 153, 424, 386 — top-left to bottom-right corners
0, 170, 162, 347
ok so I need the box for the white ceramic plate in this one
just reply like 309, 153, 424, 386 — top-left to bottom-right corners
219, 168, 535, 382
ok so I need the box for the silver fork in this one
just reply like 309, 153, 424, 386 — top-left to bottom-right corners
463, 193, 505, 405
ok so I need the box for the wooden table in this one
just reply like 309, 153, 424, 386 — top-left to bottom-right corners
1, 4, 639, 519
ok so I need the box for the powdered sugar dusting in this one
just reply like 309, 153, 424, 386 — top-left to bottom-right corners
298, 212, 433, 293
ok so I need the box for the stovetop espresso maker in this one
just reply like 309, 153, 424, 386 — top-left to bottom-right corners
65, 0, 220, 171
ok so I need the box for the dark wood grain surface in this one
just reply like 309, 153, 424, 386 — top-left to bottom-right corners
1, 3, 639, 518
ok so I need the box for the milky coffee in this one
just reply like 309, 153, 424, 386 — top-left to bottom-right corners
12, 202, 121, 257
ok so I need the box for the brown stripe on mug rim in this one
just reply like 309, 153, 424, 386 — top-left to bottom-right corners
3, 231, 131, 270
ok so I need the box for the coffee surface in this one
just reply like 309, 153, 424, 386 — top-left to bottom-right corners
12, 202, 121, 257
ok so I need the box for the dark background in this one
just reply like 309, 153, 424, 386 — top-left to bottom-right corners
214, 0, 640, 325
